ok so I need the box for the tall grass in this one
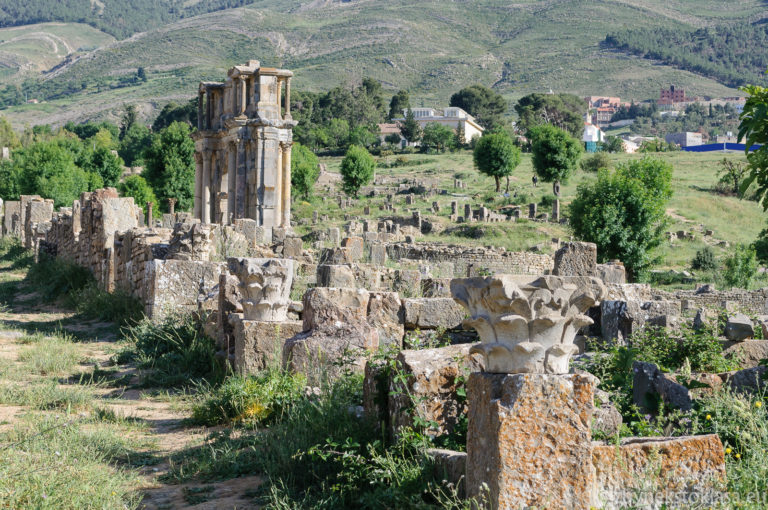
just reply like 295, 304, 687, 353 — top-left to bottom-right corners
17, 333, 82, 375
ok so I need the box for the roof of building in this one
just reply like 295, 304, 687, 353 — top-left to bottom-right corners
378, 123, 402, 135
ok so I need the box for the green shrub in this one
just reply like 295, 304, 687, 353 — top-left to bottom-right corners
120, 314, 225, 387
539, 194, 556, 207
723, 244, 759, 289
691, 246, 718, 271
580, 152, 611, 172
192, 370, 307, 426
69, 283, 143, 326
25, 253, 94, 301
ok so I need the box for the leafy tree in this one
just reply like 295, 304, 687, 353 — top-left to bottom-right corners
739, 84, 768, 209
473, 131, 521, 192
153, 99, 198, 131
120, 104, 138, 140
118, 175, 158, 216
64, 121, 119, 142
580, 152, 612, 173
327, 118, 350, 149
599, 135, 624, 153
450, 85, 507, 130
137, 67, 147, 82
291, 143, 320, 200
717, 157, 748, 196
119, 123, 152, 167
398, 108, 421, 144
388, 90, 410, 121
349, 125, 378, 148
384, 132, 402, 147
83, 146, 124, 187
529, 124, 582, 196
0, 116, 18, 149
340, 145, 375, 198
421, 123, 454, 153
723, 245, 758, 289
569, 157, 673, 279
142, 121, 195, 212
691, 247, 717, 271
515, 93, 586, 137
638, 139, 680, 152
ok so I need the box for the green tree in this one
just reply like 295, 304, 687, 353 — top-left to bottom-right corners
153, 99, 197, 131
569, 157, 673, 279
120, 104, 138, 140
384, 132, 402, 147
599, 135, 624, 153
0, 116, 20, 149
328, 118, 350, 150
580, 152, 612, 173
398, 108, 422, 144
340, 145, 375, 198
83, 146, 124, 187
738, 84, 768, 209
291, 143, 320, 200
723, 245, 759, 289
529, 124, 583, 196
450, 85, 508, 130
388, 90, 410, 121
514, 93, 586, 137
142, 122, 195, 212
421, 123, 454, 153
118, 175, 158, 216
119, 123, 152, 167
473, 131, 521, 192
349, 125, 378, 148
717, 157, 748, 196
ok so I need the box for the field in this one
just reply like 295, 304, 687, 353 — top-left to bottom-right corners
2, 0, 765, 126
299, 149, 765, 278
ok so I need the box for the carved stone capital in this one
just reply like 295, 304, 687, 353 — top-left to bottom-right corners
451, 275, 606, 374
228, 258, 295, 321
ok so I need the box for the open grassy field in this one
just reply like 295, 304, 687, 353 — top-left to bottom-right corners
294, 149, 766, 285
2, 0, 762, 126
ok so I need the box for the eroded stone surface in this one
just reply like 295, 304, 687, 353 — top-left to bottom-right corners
452, 275, 605, 374
233, 318, 303, 374
466, 372, 597, 509
402, 297, 466, 330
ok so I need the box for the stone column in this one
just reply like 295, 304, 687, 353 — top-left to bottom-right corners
275, 141, 284, 226
194, 152, 203, 220
206, 90, 212, 130
146, 202, 153, 227
552, 199, 560, 222
284, 77, 292, 120
227, 141, 237, 223
202, 150, 212, 224
282, 142, 292, 227
168, 198, 176, 215
197, 90, 204, 130
277, 78, 283, 116
239, 76, 247, 117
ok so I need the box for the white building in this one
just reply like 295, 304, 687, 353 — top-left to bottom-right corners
665, 132, 703, 147
394, 107, 484, 143
582, 123, 605, 143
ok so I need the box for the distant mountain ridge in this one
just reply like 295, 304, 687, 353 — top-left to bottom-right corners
0, 0, 764, 127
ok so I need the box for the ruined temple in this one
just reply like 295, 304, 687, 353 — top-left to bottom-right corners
193, 60, 296, 229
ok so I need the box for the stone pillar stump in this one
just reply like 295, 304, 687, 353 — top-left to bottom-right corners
466, 372, 597, 510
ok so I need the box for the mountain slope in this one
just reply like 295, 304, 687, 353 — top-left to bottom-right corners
1, 0, 764, 127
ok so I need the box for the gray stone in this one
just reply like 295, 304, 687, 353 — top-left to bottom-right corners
367, 291, 404, 349
724, 313, 754, 342
632, 361, 692, 412
593, 389, 623, 437
553, 241, 597, 277
234, 319, 304, 374
724, 340, 768, 369
316, 264, 356, 288
724, 366, 768, 394
227, 257, 295, 322
283, 237, 303, 258
402, 297, 466, 330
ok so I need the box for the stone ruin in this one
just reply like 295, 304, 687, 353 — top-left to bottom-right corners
0, 62, 753, 508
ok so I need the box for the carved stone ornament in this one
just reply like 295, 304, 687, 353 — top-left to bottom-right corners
451, 275, 606, 374
228, 257, 294, 322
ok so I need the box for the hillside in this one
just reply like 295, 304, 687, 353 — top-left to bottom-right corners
0, 0, 765, 127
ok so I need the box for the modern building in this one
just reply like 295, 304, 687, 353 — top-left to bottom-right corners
584, 96, 630, 127
394, 107, 484, 143
659, 85, 688, 106
582, 123, 605, 152
193, 60, 296, 228
377, 123, 406, 148
665, 132, 703, 148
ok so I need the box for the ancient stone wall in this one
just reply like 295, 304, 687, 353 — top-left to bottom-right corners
385, 243, 553, 277
653, 287, 768, 315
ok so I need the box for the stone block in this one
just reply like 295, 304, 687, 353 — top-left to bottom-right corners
421, 278, 453, 298
724, 340, 768, 368
316, 264, 356, 288
320, 247, 354, 265
601, 300, 681, 343
724, 313, 754, 341
234, 318, 304, 374
283, 237, 303, 259
388, 344, 483, 437
302, 287, 370, 331
369, 244, 387, 266
427, 449, 466, 496
341, 236, 364, 261
592, 435, 726, 509
402, 297, 466, 330
597, 261, 627, 284
466, 372, 596, 509
553, 241, 597, 277
367, 291, 404, 349
144, 259, 226, 319
633, 361, 692, 412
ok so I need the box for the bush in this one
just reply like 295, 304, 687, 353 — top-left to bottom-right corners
120, 314, 225, 387
691, 246, 718, 271
118, 175, 158, 216
25, 253, 94, 301
340, 145, 375, 197
539, 194, 556, 207
723, 245, 759, 289
580, 152, 611, 173
69, 283, 143, 326
291, 142, 320, 200
192, 370, 307, 426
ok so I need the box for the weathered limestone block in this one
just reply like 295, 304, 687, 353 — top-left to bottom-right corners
724, 313, 754, 341
593, 388, 623, 437
553, 241, 597, 277
227, 257, 294, 322
723, 366, 768, 394
283, 237, 303, 258
403, 297, 466, 330
367, 291, 404, 349
724, 340, 768, 368
3, 201, 19, 236
316, 264, 355, 288
144, 259, 226, 319
466, 372, 597, 509
319, 247, 354, 265
369, 243, 387, 266
233, 318, 304, 374
601, 299, 681, 343
427, 449, 466, 495
384, 345, 482, 438
452, 275, 605, 374
341, 236, 364, 261
421, 278, 453, 298
234, 218, 271, 246
592, 435, 726, 509
597, 261, 627, 284
303, 287, 370, 330
633, 361, 692, 412
166, 220, 217, 261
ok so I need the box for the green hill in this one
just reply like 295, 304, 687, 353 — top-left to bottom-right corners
0, 0, 765, 127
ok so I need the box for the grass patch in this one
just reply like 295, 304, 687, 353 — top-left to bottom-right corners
18, 333, 82, 376
69, 283, 144, 326
0, 380, 92, 410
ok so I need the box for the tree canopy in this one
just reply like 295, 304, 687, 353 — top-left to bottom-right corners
340, 145, 375, 198
569, 157, 673, 279
291, 143, 320, 200
738, 84, 768, 209
473, 131, 521, 192
528, 124, 583, 195
142, 121, 195, 212
514, 93, 586, 137
421, 123, 454, 153
449, 85, 508, 130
